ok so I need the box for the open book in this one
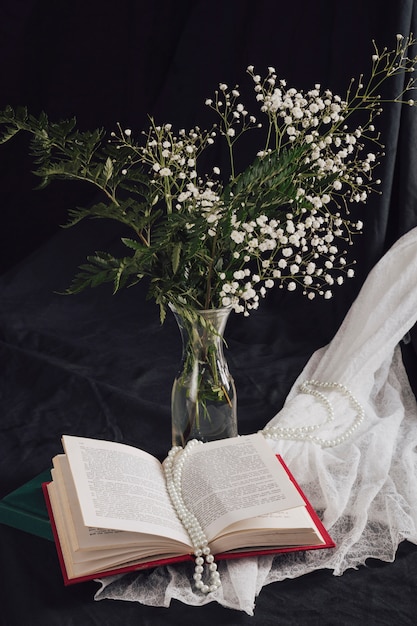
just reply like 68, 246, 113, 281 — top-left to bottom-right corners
43, 433, 334, 584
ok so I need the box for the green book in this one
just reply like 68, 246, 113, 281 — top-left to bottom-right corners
0, 470, 53, 541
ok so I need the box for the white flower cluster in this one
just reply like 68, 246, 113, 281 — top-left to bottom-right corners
139, 123, 223, 229
109, 35, 417, 314
200, 75, 379, 312
206, 82, 260, 146
133, 77, 376, 312
218, 209, 359, 314
246, 65, 381, 212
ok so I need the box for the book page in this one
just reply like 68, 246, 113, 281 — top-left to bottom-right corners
52, 455, 187, 553
209, 506, 325, 553
181, 434, 305, 540
61, 435, 190, 544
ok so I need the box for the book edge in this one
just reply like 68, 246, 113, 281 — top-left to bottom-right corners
42, 482, 193, 585
275, 455, 335, 550
0, 470, 53, 541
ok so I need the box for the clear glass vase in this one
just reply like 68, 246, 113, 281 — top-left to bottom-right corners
170, 304, 238, 447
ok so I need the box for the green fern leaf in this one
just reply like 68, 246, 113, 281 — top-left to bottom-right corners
172, 243, 182, 274
102, 157, 113, 183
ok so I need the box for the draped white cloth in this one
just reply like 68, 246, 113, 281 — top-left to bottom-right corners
95, 226, 417, 615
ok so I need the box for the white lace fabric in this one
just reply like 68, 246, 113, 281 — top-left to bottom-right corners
95, 227, 417, 615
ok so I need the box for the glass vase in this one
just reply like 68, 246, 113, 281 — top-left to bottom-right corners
170, 304, 238, 447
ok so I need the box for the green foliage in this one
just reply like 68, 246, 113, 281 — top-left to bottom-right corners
1, 35, 417, 317
228, 144, 310, 216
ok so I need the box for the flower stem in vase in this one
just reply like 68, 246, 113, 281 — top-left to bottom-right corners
170, 304, 237, 447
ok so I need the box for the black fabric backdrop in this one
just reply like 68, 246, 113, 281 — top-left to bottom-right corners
1, 1, 417, 624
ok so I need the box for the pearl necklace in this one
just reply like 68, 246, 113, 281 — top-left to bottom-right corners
163, 380, 364, 593
262, 379, 365, 447
163, 439, 221, 594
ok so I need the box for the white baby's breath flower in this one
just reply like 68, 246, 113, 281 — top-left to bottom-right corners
40, 36, 416, 314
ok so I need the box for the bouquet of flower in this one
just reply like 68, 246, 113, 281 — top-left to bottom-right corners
1, 35, 416, 322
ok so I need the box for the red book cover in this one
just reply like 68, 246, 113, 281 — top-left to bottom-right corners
42, 454, 334, 585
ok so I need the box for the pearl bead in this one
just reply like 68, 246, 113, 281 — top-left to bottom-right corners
262, 379, 365, 448
164, 439, 222, 594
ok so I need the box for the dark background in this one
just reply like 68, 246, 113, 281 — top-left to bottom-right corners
1, 0, 417, 277
1, 1, 417, 624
